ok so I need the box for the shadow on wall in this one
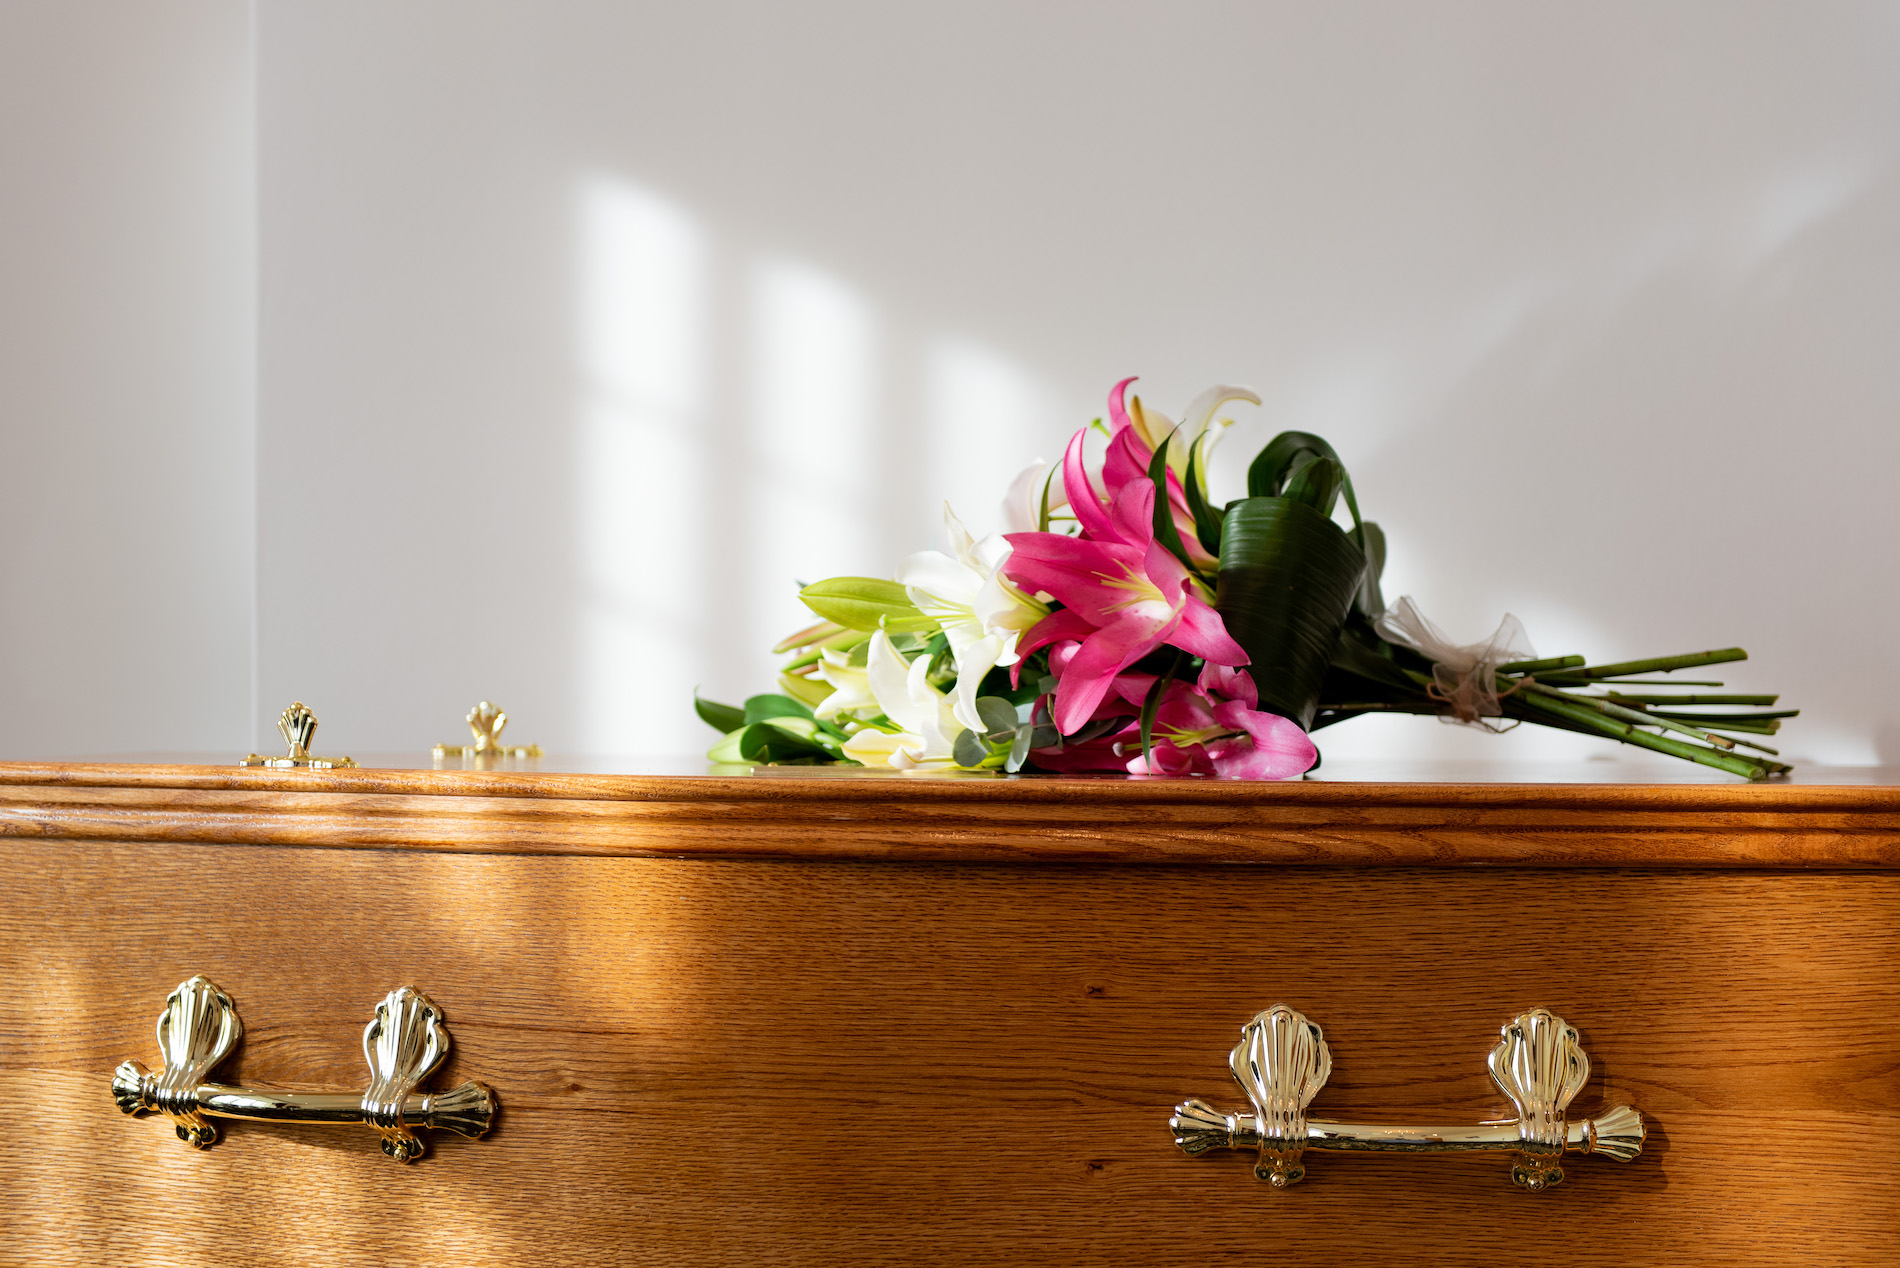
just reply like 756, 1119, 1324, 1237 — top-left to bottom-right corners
1300, 157, 1899, 768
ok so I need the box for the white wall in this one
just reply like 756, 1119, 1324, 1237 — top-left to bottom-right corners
0, 1, 254, 759
7, 2, 1899, 766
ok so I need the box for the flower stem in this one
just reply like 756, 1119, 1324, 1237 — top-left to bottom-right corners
1566, 648, 1748, 678
1514, 690, 1783, 779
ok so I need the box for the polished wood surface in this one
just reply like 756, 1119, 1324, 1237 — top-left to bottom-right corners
4, 839, 1897, 1264
3, 763, 1897, 1263
3, 761, 1899, 866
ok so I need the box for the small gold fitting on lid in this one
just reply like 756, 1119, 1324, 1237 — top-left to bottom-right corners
434, 701, 541, 765
242, 702, 357, 769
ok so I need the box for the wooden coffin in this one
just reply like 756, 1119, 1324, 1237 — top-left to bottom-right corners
2, 759, 1898, 1265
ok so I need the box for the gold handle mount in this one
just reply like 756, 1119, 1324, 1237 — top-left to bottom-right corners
112, 976, 496, 1163
434, 700, 541, 764
242, 701, 356, 769
1170, 1004, 1644, 1191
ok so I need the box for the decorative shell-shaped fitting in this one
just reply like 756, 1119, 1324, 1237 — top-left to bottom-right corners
126, 975, 242, 1148
361, 986, 451, 1163
277, 702, 319, 760
1488, 1008, 1590, 1191
1229, 1004, 1332, 1187
465, 701, 509, 754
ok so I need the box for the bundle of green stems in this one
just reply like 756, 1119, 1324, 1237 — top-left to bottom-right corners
1315, 628, 1794, 780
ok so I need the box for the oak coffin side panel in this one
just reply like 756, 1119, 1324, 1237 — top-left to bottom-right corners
4, 841, 1898, 1265
5, 776, 1900, 866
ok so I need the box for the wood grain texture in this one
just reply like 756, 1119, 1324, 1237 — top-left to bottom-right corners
3, 763, 1899, 866
4, 838, 1897, 1265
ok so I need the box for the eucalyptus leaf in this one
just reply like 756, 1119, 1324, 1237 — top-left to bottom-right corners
1006, 725, 1033, 771
975, 696, 1019, 739
798, 576, 936, 632
952, 728, 988, 768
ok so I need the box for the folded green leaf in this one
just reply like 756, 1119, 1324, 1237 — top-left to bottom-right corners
1281, 456, 1343, 519
1248, 432, 1341, 499
1246, 430, 1364, 539
1354, 521, 1387, 618
1216, 497, 1367, 730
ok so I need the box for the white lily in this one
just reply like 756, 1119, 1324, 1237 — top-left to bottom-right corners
840, 630, 964, 769
1002, 459, 1066, 533
895, 504, 1049, 734
812, 648, 878, 721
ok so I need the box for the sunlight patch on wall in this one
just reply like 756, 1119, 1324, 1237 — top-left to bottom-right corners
744, 257, 880, 655
574, 175, 709, 753
920, 337, 1053, 543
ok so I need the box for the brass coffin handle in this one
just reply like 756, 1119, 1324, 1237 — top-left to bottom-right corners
1170, 1004, 1644, 1191
112, 976, 496, 1163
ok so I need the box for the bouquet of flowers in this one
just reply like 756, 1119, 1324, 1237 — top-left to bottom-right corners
698, 379, 1793, 780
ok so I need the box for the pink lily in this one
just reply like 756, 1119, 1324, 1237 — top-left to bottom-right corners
1092, 377, 1260, 572
1024, 665, 1315, 780
1121, 667, 1316, 779
1004, 454, 1247, 733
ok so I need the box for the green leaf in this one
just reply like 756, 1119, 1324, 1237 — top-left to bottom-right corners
1146, 431, 1197, 571
1329, 614, 1426, 694
1281, 456, 1342, 518
1353, 520, 1387, 618
706, 729, 750, 763
798, 577, 937, 633
737, 719, 833, 763
952, 728, 988, 768
1246, 430, 1363, 537
975, 696, 1019, 740
1215, 496, 1367, 730
1247, 432, 1340, 498
1005, 725, 1034, 772
1138, 650, 1186, 766
743, 693, 815, 724
1183, 439, 1224, 557
694, 693, 746, 734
